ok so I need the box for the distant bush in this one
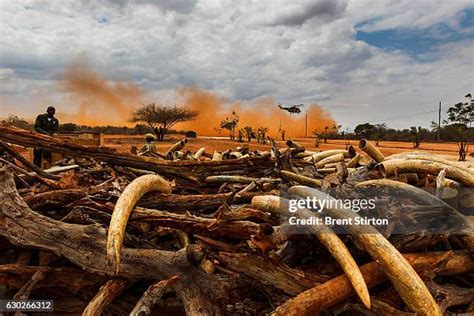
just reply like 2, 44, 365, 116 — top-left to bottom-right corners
185, 131, 197, 138
2, 115, 32, 130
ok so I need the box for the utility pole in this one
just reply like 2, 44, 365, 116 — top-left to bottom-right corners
438, 101, 441, 141
305, 113, 308, 138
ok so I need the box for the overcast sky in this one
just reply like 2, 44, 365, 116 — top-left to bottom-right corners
0, 0, 473, 129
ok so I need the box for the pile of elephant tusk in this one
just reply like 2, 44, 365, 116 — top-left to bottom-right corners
0, 125, 473, 315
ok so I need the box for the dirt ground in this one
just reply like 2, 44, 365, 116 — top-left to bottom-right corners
104, 134, 469, 160
13, 134, 470, 162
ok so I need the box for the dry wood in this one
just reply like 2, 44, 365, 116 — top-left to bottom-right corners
82, 278, 128, 316
251, 195, 370, 307
0, 125, 273, 180
288, 186, 442, 316
0, 125, 472, 315
0, 141, 60, 180
273, 251, 472, 315
130, 276, 179, 316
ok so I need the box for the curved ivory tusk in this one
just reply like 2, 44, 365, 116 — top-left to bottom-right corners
280, 170, 321, 188
346, 154, 361, 168
286, 140, 304, 149
211, 151, 223, 161
386, 153, 474, 175
355, 179, 443, 205
378, 159, 474, 187
165, 139, 187, 157
251, 195, 370, 308
359, 139, 385, 163
303, 149, 353, 163
288, 185, 441, 316
106, 174, 172, 274
293, 151, 317, 158
315, 153, 345, 168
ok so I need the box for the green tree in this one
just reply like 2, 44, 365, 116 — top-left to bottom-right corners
354, 123, 376, 139
243, 126, 253, 142
220, 111, 239, 140
130, 103, 198, 141
445, 94, 473, 160
59, 123, 78, 133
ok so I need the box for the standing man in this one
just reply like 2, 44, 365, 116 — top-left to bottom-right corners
33, 106, 59, 167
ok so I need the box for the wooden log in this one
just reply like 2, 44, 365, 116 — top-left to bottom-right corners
273, 251, 472, 315
288, 186, 442, 316
82, 278, 128, 316
0, 166, 227, 314
0, 264, 101, 294
0, 126, 273, 180
217, 252, 326, 295
130, 276, 179, 316
131, 207, 263, 238
0, 141, 60, 180
251, 195, 370, 308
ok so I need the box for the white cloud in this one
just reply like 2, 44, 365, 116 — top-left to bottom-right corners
0, 0, 473, 128
349, 0, 473, 31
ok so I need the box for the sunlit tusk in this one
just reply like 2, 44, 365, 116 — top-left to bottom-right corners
286, 140, 304, 149
229, 151, 243, 159
165, 139, 187, 157
346, 154, 361, 168
287, 186, 441, 316
386, 153, 474, 175
106, 174, 172, 274
316, 153, 345, 168
251, 195, 370, 308
280, 170, 322, 188
355, 179, 441, 204
303, 149, 353, 163
193, 147, 206, 160
359, 139, 385, 163
378, 159, 474, 187
212, 151, 223, 161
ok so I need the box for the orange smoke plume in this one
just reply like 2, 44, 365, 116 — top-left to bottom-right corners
177, 88, 336, 137
58, 61, 142, 126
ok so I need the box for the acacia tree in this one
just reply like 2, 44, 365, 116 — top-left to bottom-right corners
220, 111, 239, 140
445, 93, 473, 161
130, 103, 198, 141
243, 126, 253, 142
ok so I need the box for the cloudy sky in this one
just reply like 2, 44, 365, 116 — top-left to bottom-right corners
0, 0, 473, 130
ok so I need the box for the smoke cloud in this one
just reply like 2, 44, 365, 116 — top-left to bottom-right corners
55, 63, 336, 137
178, 87, 337, 137
58, 61, 143, 126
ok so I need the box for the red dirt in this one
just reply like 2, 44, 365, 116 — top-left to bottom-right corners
104, 135, 467, 160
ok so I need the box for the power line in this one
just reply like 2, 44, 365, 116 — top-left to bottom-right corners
309, 109, 438, 126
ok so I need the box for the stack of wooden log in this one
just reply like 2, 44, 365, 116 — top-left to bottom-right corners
0, 125, 473, 315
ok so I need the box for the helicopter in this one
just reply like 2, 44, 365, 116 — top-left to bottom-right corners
278, 103, 305, 114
